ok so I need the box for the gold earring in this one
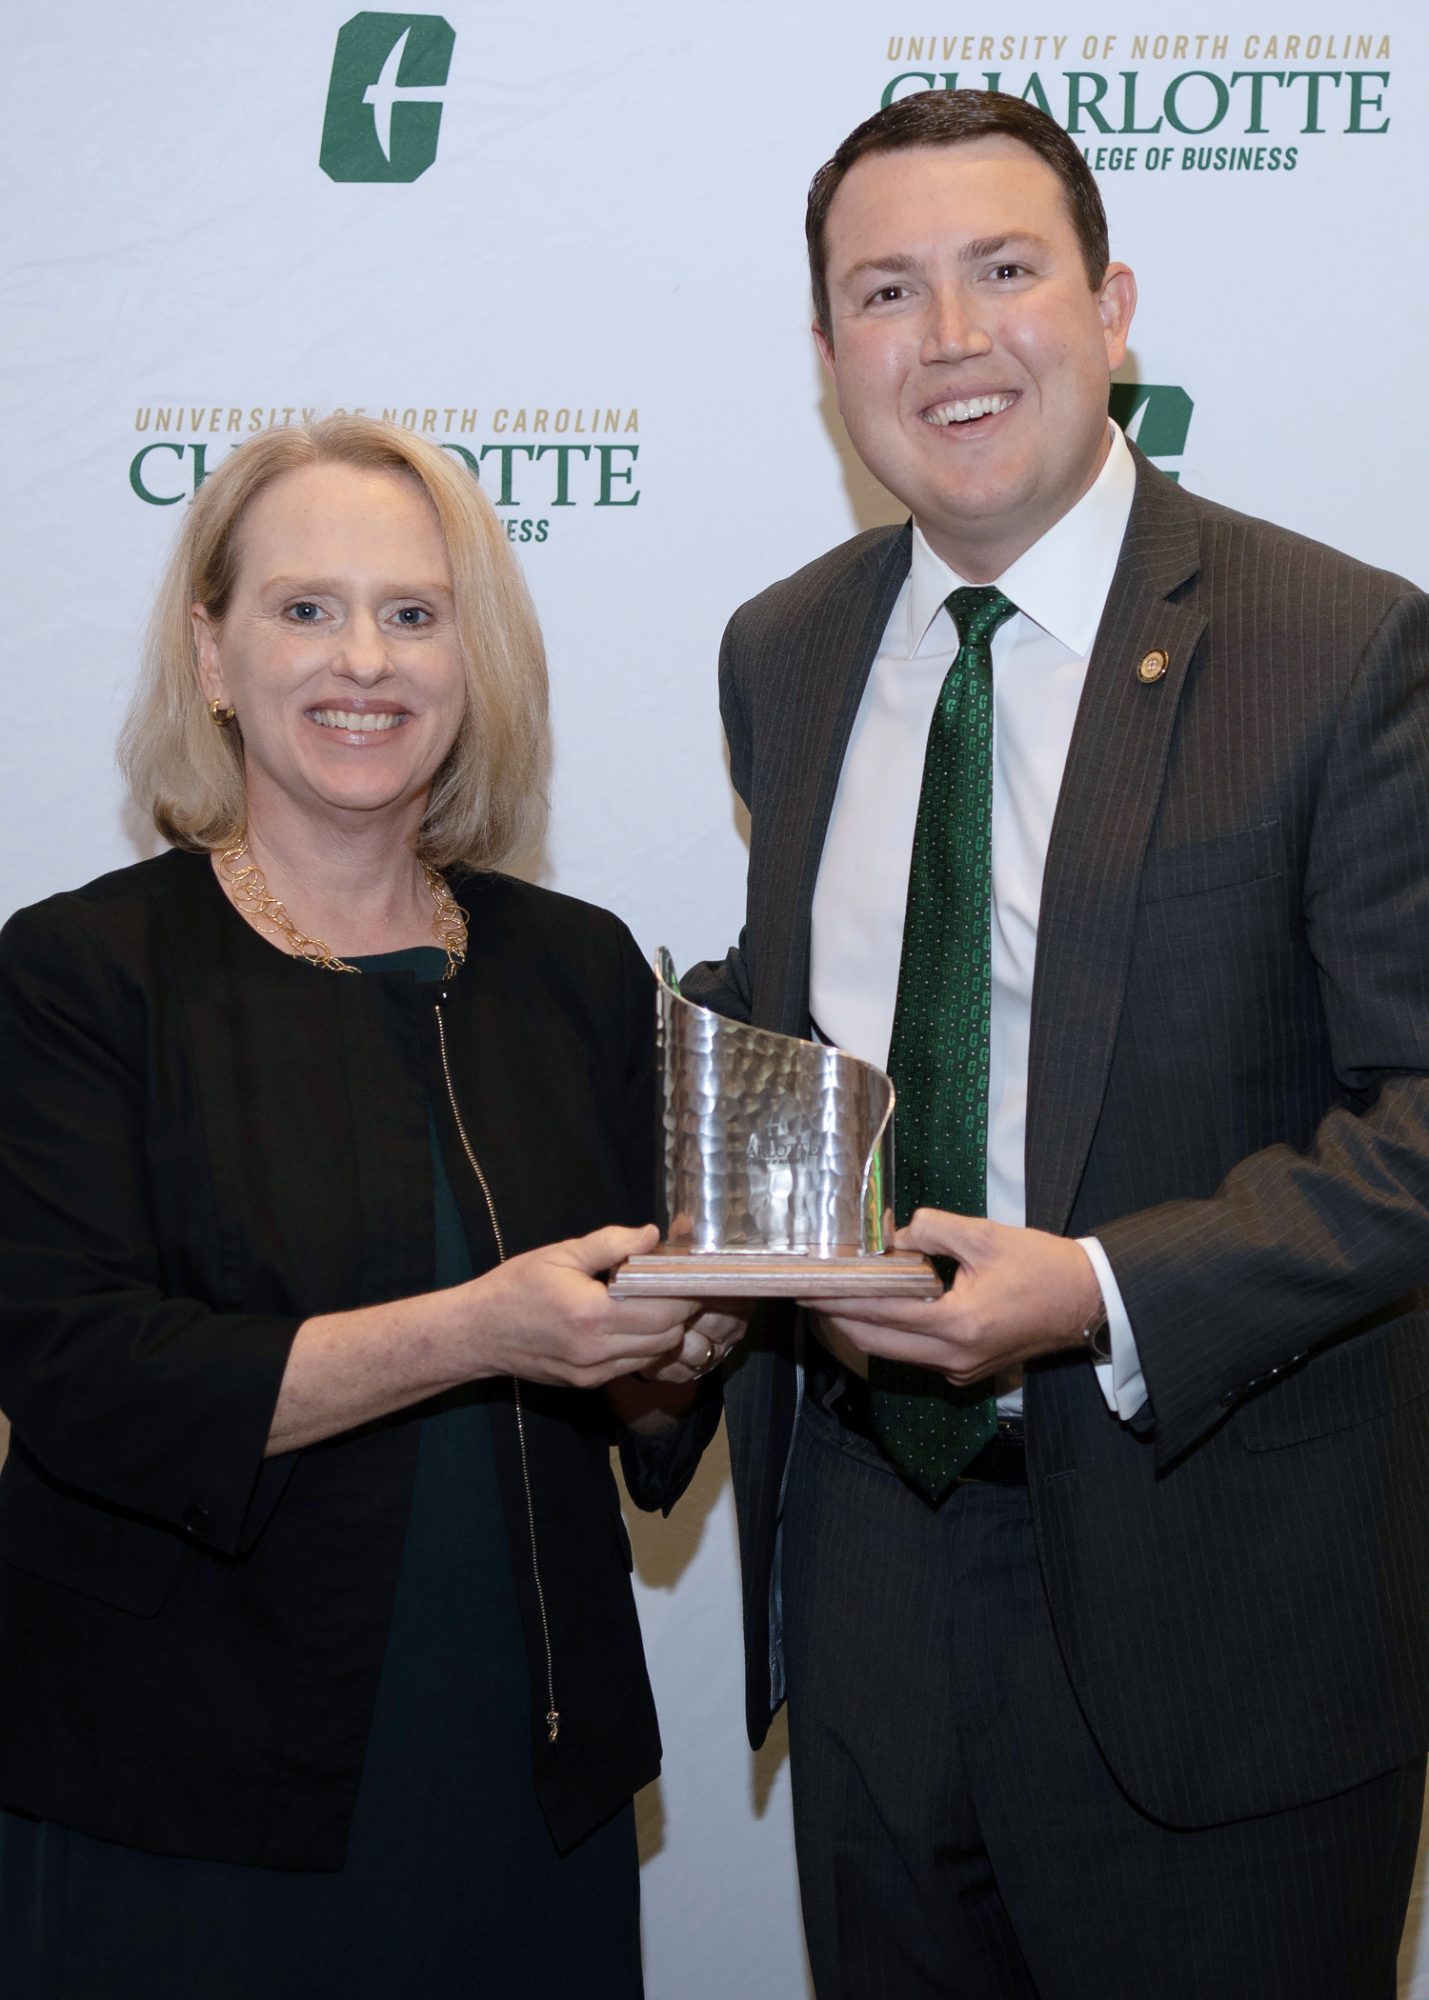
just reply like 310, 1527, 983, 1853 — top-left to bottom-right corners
210, 698, 236, 726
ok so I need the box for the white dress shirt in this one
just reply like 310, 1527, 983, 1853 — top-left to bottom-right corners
810, 423, 1146, 1421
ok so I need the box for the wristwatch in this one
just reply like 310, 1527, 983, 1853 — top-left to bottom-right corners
1082, 1302, 1111, 1363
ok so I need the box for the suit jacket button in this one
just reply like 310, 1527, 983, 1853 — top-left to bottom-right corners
182, 1503, 213, 1539
1219, 1389, 1239, 1409
1137, 649, 1170, 683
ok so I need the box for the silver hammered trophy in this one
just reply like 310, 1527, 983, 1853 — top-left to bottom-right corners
608, 951, 940, 1299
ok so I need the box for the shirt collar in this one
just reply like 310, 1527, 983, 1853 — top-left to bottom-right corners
905, 422, 1137, 658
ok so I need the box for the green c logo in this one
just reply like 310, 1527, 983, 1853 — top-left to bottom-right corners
320, 13, 456, 183
1109, 384, 1195, 483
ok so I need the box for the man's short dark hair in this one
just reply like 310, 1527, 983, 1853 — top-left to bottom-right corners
806, 89, 1111, 338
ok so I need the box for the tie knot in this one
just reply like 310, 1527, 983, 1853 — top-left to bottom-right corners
946, 586, 1017, 648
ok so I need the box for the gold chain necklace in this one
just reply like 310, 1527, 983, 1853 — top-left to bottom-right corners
216, 838, 468, 980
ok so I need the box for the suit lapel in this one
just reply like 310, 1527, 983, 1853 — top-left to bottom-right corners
1024, 455, 1207, 1234
763, 525, 912, 1031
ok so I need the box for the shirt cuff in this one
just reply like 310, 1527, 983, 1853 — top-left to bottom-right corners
1077, 1236, 1149, 1421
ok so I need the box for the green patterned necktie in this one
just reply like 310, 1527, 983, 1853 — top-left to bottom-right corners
868, 585, 1018, 1503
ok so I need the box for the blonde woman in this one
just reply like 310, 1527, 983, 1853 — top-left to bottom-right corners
0, 417, 737, 1998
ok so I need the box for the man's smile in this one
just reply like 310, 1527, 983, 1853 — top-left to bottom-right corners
920, 392, 1019, 428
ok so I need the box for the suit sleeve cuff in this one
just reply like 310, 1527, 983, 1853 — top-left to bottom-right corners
616, 1377, 723, 1515
1078, 1236, 1149, 1421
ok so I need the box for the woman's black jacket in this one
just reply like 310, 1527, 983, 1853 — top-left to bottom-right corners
0, 848, 715, 1868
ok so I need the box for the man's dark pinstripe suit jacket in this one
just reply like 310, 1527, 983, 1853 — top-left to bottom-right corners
685, 443, 1429, 1831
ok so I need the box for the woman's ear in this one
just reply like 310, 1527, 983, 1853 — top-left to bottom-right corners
191, 606, 229, 711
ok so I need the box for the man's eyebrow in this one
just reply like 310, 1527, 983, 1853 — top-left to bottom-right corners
839, 233, 1054, 287
840, 252, 924, 285
960, 232, 1052, 261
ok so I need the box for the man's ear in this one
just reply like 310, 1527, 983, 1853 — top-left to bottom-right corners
813, 322, 836, 379
1098, 263, 1137, 372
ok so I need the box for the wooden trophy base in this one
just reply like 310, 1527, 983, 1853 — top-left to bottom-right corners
608, 1245, 942, 1300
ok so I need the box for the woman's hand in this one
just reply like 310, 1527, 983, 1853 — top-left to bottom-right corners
633, 1305, 751, 1385
272, 1224, 704, 1455
461, 1222, 698, 1389
604, 1303, 750, 1435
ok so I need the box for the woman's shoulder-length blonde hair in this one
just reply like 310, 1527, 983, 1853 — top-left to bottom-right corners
119, 413, 549, 873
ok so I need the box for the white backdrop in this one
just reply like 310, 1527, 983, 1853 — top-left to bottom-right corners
3, 5, 1428, 1993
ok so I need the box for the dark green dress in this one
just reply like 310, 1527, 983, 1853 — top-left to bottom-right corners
0, 949, 642, 1998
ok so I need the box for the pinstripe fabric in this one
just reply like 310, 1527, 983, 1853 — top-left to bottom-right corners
684, 444, 1429, 1843
689, 528, 912, 1747
783, 1393, 1423, 2000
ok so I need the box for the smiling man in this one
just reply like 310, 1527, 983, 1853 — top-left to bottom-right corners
811, 133, 1134, 585
685, 90, 1429, 1998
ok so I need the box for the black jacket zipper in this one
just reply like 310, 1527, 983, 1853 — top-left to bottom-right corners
433, 996, 561, 1745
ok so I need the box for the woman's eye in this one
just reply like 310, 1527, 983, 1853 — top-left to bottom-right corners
285, 601, 323, 623
393, 606, 432, 627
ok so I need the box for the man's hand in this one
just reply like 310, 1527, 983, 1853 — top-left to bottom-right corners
808, 1208, 1103, 1385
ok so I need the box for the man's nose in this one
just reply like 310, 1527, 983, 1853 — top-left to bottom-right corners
920, 286, 991, 365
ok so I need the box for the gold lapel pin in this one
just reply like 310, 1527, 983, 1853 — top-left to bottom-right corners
1137, 649, 1169, 684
